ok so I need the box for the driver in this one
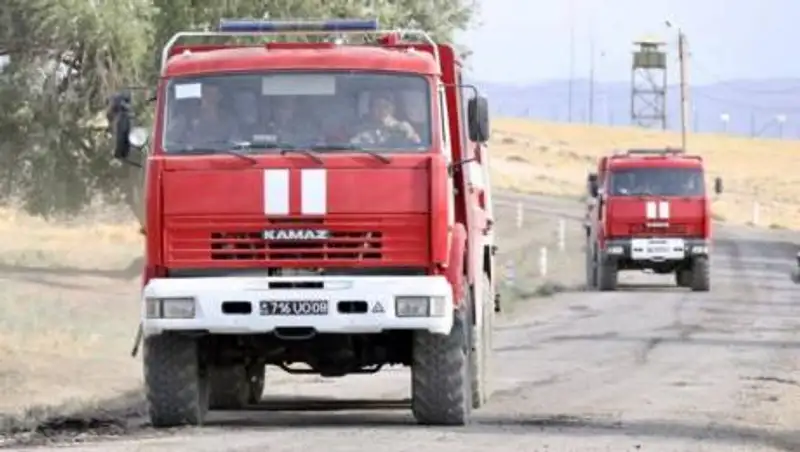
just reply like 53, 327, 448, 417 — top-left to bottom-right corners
166, 83, 237, 147
350, 91, 421, 146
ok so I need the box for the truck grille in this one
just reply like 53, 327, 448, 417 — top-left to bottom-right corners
209, 229, 383, 260
164, 215, 428, 266
629, 223, 688, 236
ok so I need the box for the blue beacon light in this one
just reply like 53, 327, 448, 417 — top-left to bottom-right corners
217, 18, 380, 33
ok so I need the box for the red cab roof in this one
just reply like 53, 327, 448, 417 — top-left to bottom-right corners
164, 45, 439, 78
608, 156, 704, 170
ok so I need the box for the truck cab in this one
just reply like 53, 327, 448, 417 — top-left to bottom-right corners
108, 18, 496, 428
585, 148, 722, 291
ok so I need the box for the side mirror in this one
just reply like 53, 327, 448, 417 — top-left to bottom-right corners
467, 95, 490, 143
587, 172, 599, 197
713, 177, 723, 194
129, 126, 150, 149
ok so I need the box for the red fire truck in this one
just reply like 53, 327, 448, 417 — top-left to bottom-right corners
584, 148, 722, 291
108, 18, 496, 427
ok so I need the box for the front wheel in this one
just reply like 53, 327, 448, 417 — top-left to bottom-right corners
143, 335, 208, 427
411, 310, 472, 425
597, 254, 618, 291
690, 256, 710, 292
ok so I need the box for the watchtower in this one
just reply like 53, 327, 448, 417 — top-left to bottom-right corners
630, 37, 667, 129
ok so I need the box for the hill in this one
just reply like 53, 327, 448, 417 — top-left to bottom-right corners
475, 78, 800, 139
489, 118, 800, 230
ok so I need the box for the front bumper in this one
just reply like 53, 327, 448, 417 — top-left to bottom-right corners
141, 275, 454, 337
604, 237, 709, 261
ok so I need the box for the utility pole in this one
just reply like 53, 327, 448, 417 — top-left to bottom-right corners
677, 28, 690, 151
588, 38, 595, 124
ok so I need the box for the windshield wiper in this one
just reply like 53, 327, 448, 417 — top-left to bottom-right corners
279, 148, 324, 164
170, 141, 257, 165
236, 139, 324, 164
309, 144, 392, 164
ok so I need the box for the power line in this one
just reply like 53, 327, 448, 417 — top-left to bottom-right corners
691, 61, 800, 95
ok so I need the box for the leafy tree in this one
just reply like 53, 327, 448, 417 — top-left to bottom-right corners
0, 0, 478, 218
0, 0, 153, 217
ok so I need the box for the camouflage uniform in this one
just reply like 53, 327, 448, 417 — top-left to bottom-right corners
350, 117, 421, 146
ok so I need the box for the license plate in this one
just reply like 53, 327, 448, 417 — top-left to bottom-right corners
259, 300, 329, 316
648, 246, 669, 253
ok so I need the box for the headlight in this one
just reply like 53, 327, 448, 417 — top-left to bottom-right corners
395, 296, 429, 317
145, 297, 196, 319
691, 245, 708, 255
607, 245, 624, 255
395, 296, 447, 317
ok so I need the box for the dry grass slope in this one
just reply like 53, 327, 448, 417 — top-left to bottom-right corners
489, 118, 800, 229
0, 205, 142, 418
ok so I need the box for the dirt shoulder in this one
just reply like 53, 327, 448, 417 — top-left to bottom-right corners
0, 196, 586, 447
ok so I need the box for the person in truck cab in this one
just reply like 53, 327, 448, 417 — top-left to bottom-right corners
231, 89, 263, 142
165, 82, 238, 148
612, 172, 636, 195
265, 96, 320, 145
350, 91, 422, 146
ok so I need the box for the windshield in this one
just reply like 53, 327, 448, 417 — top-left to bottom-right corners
608, 167, 705, 196
161, 71, 432, 154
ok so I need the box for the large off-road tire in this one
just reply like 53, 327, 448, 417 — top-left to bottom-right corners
248, 362, 266, 404
690, 256, 710, 292
675, 269, 691, 287
471, 273, 493, 409
597, 254, 618, 291
585, 241, 598, 289
209, 364, 250, 410
411, 309, 472, 425
143, 335, 208, 427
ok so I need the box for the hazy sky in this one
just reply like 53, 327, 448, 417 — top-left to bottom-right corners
455, 0, 800, 85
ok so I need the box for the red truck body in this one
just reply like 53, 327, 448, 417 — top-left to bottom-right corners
109, 18, 496, 428
585, 148, 721, 291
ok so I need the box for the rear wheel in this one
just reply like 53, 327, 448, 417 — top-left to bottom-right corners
471, 273, 493, 409
208, 364, 250, 410
248, 361, 266, 404
585, 240, 598, 289
675, 269, 691, 287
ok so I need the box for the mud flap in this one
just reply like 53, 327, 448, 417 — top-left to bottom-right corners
131, 322, 143, 358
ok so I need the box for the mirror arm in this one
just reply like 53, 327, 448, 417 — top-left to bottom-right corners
121, 157, 142, 168
447, 156, 478, 177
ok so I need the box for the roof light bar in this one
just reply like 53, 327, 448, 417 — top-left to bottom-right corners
217, 18, 380, 33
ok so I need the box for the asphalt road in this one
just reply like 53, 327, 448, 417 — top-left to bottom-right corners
23, 193, 800, 452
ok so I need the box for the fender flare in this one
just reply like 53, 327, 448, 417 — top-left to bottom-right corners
444, 222, 467, 307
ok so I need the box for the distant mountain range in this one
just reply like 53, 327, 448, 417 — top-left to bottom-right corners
471, 78, 800, 139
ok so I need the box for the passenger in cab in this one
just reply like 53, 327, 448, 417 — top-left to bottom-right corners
231, 89, 263, 142
350, 91, 422, 146
166, 82, 238, 148
266, 96, 320, 145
